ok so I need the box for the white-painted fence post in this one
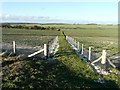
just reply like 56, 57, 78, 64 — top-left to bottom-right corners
77, 42, 80, 51
13, 41, 16, 54
101, 50, 107, 64
88, 47, 91, 60
44, 44, 48, 58
66, 36, 68, 40
81, 44, 84, 54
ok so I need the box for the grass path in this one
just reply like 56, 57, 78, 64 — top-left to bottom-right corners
54, 32, 119, 88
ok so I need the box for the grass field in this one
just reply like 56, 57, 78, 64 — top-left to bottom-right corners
2, 28, 59, 56
19, 24, 117, 30
1, 24, 120, 89
2, 28, 58, 47
2, 31, 120, 89
62, 25, 118, 56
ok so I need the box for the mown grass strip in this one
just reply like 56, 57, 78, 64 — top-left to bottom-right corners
56, 32, 96, 78
55, 32, 120, 88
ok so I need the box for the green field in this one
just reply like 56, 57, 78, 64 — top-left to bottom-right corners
19, 24, 117, 30
1, 24, 120, 89
2, 28, 58, 47
2, 31, 120, 89
62, 25, 118, 56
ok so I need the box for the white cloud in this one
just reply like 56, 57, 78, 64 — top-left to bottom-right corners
0, 14, 68, 23
1, 14, 51, 22
0, 14, 117, 24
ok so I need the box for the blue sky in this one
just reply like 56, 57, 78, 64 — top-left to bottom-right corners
1, 2, 118, 24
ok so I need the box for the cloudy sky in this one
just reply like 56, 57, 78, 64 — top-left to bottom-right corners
1, 1, 118, 24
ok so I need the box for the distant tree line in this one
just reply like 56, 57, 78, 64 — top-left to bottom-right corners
1, 23, 60, 31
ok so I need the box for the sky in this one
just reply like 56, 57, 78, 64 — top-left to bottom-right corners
1, 1, 119, 24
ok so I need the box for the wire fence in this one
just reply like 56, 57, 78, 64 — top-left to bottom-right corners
1, 36, 59, 60
66, 35, 120, 75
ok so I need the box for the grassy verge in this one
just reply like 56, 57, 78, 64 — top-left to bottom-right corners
55, 32, 120, 88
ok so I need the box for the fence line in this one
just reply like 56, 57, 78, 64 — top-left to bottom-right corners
5, 36, 59, 59
27, 35, 59, 59
66, 35, 117, 75
48, 36, 59, 56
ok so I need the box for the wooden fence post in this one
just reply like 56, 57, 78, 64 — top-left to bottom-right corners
77, 42, 80, 51
88, 47, 91, 60
81, 44, 84, 54
13, 41, 16, 54
44, 44, 48, 59
101, 50, 106, 64
66, 36, 68, 40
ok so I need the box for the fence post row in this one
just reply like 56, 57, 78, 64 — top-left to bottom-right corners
66, 36, 116, 69
11, 36, 59, 59
11, 36, 110, 67
13, 41, 16, 54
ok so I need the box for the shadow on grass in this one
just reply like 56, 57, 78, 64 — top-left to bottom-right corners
2, 33, 120, 89
2, 54, 119, 89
